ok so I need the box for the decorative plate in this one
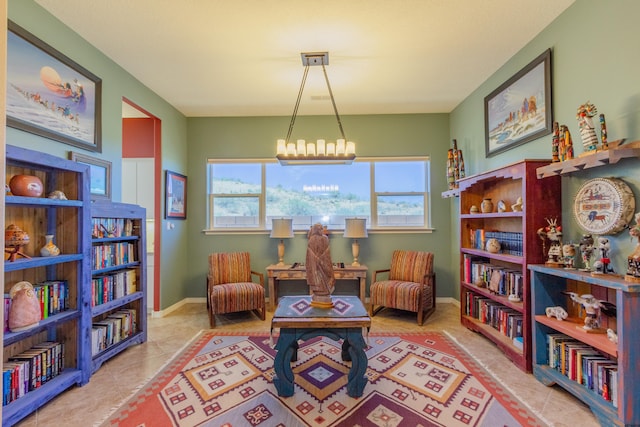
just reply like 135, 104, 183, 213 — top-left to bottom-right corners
573, 177, 635, 235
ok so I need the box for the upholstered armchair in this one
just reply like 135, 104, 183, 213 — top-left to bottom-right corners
207, 252, 266, 328
369, 250, 436, 325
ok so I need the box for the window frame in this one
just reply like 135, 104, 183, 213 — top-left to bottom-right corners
205, 156, 432, 234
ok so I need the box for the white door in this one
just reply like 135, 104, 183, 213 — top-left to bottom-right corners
122, 158, 155, 312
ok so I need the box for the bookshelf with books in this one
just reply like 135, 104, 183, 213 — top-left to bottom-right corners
90, 201, 147, 373
529, 265, 640, 426
458, 160, 561, 372
3, 145, 91, 425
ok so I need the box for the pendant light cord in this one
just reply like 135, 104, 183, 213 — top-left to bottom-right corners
284, 57, 347, 144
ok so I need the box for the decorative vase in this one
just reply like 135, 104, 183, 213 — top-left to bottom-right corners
486, 238, 501, 253
481, 198, 493, 213
40, 234, 60, 257
9, 174, 44, 197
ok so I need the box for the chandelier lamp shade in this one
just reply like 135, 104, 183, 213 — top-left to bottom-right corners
344, 218, 368, 266
270, 218, 294, 265
276, 52, 356, 165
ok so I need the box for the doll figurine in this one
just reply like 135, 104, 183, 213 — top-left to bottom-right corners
579, 234, 595, 271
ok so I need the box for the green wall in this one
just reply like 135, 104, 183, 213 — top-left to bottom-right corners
8, 0, 190, 309
450, 0, 640, 293
185, 114, 455, 300
11, 0, 639, 309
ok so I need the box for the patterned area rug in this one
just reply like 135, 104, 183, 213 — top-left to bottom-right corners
100, 332, 544, 427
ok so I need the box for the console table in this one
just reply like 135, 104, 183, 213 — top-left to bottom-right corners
266, 264, 367, 311
271, 296, 371, 398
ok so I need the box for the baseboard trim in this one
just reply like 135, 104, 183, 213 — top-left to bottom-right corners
149, 297, 207, 318
150, 296, 460, 317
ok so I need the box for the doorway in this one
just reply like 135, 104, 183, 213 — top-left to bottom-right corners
121, 98, 161, 313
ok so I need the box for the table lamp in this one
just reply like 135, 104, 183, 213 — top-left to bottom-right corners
344, 218, 368, 266
270, 218, 294, 265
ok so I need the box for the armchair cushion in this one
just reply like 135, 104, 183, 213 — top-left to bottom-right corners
389, 250, 433, 283
208, 252, 252, 285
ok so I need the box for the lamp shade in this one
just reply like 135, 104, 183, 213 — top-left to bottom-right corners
270, 218, 294, 238
344, 218, 368, 238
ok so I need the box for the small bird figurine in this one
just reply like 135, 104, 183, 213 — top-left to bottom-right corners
562, 291, 616, 331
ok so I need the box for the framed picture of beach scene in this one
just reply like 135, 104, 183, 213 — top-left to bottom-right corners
484, 49, 552, 157
6, 21, 102, 152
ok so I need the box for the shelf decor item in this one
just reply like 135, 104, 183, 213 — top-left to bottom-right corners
7, 21, 102, 152
8, 281, 41, 332
5, 224, 31, 262
626, 212, 640, 282
40, 234, 60, 257
8, 174, 43, 197
446, 148, 456, 189
573, 177, 636, 235
485, 49, 552, 157
578, 234, 595, 272
480, 198, 493, 213
577, 101, 600, 153
536, 218, 563, 267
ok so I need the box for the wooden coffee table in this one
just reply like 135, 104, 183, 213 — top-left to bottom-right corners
271, 295, 371, 398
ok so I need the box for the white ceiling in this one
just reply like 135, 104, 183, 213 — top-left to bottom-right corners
35, 0, 574, 118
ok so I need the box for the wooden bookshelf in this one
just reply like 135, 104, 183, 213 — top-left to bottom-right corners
3, 145, 91, 425
530, 265, 640, 426
90, 201, 147, 373
458, 159, 561, 372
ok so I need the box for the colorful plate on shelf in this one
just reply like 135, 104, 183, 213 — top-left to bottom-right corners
573, 177, 635, 235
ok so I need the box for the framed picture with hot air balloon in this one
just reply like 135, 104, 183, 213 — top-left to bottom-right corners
6, 21, 102, 152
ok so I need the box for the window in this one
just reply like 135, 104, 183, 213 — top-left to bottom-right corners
206, 157, 431, 231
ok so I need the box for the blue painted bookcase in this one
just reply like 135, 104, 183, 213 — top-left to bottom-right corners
90, 201, 147, 373
529, 265, 640, 426
3, 145, 92, 426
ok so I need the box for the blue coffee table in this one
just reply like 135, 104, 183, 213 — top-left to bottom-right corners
271, 295, 371, 398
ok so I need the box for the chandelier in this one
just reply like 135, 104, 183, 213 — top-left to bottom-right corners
276, 52, 355, 165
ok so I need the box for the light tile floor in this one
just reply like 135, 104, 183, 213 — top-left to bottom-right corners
15, 303, 599, 426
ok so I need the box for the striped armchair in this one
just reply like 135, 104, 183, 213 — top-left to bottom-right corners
369, 250, 435, 325
207, 252, 266, 328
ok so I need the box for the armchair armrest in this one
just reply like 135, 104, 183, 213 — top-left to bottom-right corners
251, 270, 265, 287
373, 268, 391, 282
422, 272, 435, 284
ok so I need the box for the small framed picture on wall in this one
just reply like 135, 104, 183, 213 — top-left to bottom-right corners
165, 170, 187, 219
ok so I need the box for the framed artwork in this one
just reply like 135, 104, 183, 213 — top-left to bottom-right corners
165, 170, 187, 220
6, 20, 102, 152
70, 151, 112, 200
484, 49, 552, 157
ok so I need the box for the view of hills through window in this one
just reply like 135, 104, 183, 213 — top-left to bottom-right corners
209, 161, 428, 229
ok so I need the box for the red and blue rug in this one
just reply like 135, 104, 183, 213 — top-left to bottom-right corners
100, 332, 544, 426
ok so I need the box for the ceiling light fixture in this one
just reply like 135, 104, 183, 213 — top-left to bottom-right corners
276, 52, 355, 166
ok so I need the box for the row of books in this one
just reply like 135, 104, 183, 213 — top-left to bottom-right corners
469, 229, 523, 256
547, 333, 618, 407
91, 269, 137, 307
463, 256, 523, 299
464, 292, 523, 339
92, 242, 137, 270
3, 281, 69, 332
3, 341, 64, 406
91, 309, 138, 356
91, 217, 134, 238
